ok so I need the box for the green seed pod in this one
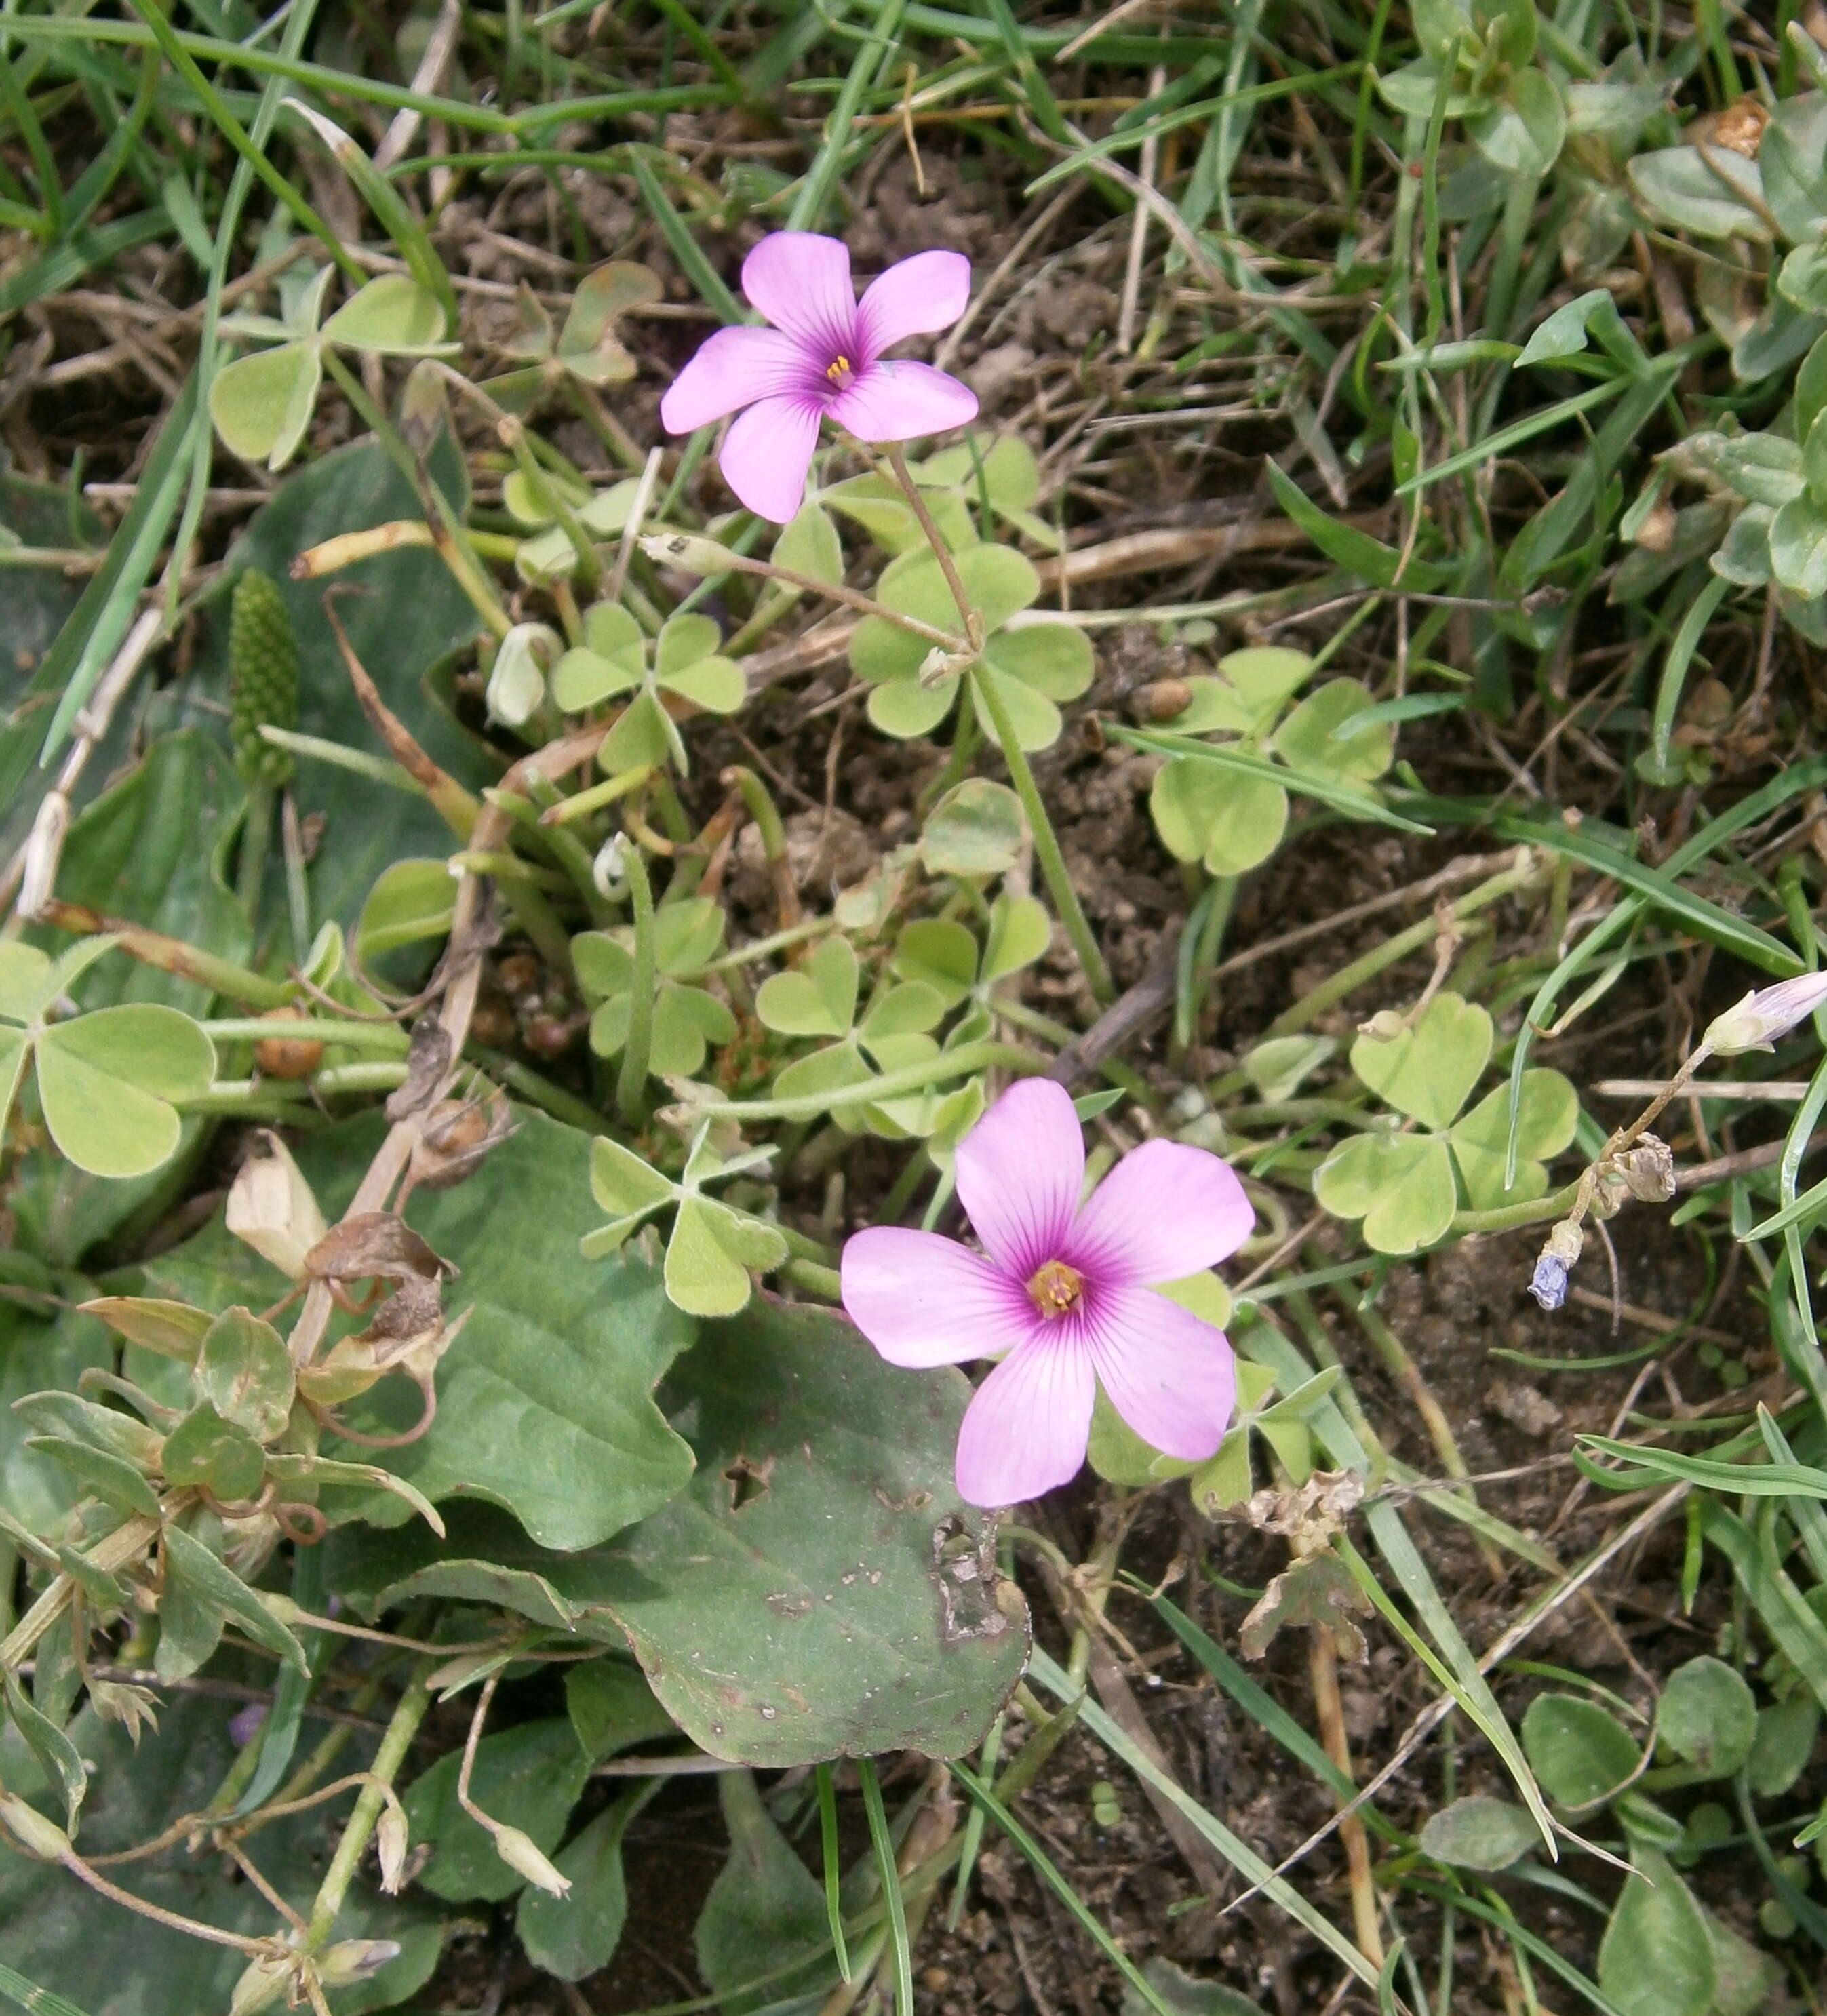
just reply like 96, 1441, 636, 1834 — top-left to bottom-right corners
229, 570, 300, 787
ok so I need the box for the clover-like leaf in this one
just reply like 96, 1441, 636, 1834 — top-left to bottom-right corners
320, 275, 454, 356
1312, 1132, 1457, 1255
773, 500, 844, 585
821, 471, 977, 556
666, 1195, 789, 1319
209, 342, 323, 472
852, 543, 1075, 748
1448, 1069, 1579, 1210
1350, 990, 1492, 1128
920, 778, 1025, 877
1149, 759, 1289, 876
1272, 677, 1394, 785
551, 601, 646, 710
33, 1005, 216, 1180
755, 937, 859, 1039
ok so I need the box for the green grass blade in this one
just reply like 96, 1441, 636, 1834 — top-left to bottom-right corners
786, 0, 908, 231
1025, 1649, 1383, 1988
0, 1963, 95, 2016
949, 1758, 1182, 2015
1113, 727, 1434, 837
857, 1758, 911, 2016
814, 1763, 852, 1981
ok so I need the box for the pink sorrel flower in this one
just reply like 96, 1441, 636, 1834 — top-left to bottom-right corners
841, 1079, 1253, 1507
658, 231, 979, 524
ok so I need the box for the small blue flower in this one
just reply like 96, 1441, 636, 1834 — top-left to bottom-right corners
1529, 1253, 1569, 1312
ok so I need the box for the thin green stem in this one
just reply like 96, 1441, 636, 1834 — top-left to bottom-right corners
701, 1040, 1043, 1125
969, 668, 1114, 1004
303, 1663, 431, 1950
236, 780, 273, 923
618, 837, 657, 1126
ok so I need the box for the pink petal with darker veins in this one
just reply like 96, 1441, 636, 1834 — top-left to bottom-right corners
741, 232, 858, 353
717, 395, 823, 523
857, 249, 974, 356
954, 1336, 1095, 1507
1085, 1286, 1236, 1463
659, 326, 810, 433
841, 1227, 1034, 1367
827, 360, 979, 443
954, 1078, 1084, 1280
1067, 1139, 1254, 1288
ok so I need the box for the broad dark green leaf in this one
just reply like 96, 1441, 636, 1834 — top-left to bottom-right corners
141, 1111, 698, 1551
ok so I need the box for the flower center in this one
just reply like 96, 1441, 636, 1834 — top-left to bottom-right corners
825, 354, 854, 384
1026, 1259, 1084, 1320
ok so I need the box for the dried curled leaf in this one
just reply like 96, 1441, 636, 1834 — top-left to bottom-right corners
304, 1212, 454, 1288
1239, 1549, 1372, 1663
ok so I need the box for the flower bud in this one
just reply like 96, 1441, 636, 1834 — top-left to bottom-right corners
490, 1823, 572, 1897
376, 1799, 409, 1894
486, 622, 561, 730
0, 1792, 70, 1860
225, 1131, 328, 1281
317, 1939, 402, 1987
229, 1954, 292, 2016
1703, 972, 1827, 1055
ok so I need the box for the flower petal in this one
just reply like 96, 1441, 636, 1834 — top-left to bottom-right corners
841, 1227, 1032, 1367
659, 326, 811, 433
1067, 1139, 1254, 1287
857, 250, 974, 357
826, 360, 979, 443
717, 395, 822, 523
741, 231, 858, 353
1085, 1286, 1236, 1463
954, 1078, 1084, 1279
954, 1337, 1095, 1507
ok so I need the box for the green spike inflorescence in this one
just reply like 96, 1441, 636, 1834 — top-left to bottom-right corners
229, 570, 299, 787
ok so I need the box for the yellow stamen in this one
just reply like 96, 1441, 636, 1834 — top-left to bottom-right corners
825, 355, 852, 383
1027, 1260, 1084, 1319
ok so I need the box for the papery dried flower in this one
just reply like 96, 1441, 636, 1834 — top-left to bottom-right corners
1704, 970, 1827, 1055
659, 232, 978, 523
1529, 1219, 1584, 1312
376, 1798, 410, 1894
225, 1131, 328, 1282
840, 1080, 1253, 1507
317, 1939, 402, 1986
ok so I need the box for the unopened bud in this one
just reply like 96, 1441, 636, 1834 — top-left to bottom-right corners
1358, 1008, 1407, 1042
376, 1799, 409, 1894
317, 1939, 402, 1987
0, 1792, 70, 1860
486, 622, 561, 730
593, 832, 627, 899
640, 530, 728, 576
490, 1823, 572, 1897
1704, 972, 1827, 1055
229, 1954, 292, 2016
225, 1130, 328, 1281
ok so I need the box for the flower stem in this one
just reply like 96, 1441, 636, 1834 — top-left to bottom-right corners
969, 667, 1114, 1006
684, 1038, 1043, 1125
303, 1662, 432, 1951
618, 835, 657, 1125
883, 443, 979, 648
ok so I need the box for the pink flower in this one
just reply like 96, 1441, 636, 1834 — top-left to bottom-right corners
840, 1080, 1253, 1507
658, 231, 979, 524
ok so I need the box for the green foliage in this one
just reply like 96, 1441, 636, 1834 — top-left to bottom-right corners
850, 542, 1092, 750
1419, 1795, 1539, 1872
584, 1124, 787, 1318
576, 896, 735, 1080
1147, 647, 1394, 876
0, 940, 214, 1181
551, 606, 743, 770
1520, 1692, 1641, 1811
211, 271, 456, 470
1315, 993, 1579, 1252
